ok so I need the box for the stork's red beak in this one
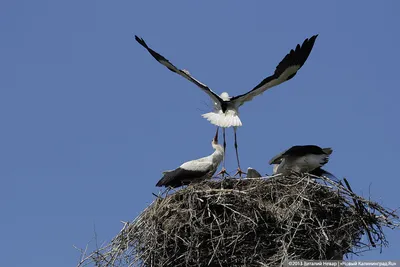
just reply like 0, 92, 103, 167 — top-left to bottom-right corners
213, 128, 219, 143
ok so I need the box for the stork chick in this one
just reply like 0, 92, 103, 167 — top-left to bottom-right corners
246, 167, 262, 178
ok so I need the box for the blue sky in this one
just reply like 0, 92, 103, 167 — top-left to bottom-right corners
1, 1, 399, 266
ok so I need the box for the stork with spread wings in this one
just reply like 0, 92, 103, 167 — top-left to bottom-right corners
135, 34, 318, 176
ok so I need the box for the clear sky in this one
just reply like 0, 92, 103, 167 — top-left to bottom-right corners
1, 1, 399, 266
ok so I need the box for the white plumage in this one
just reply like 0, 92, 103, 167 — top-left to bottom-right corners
179, 149, 223, 172
202, 107, 242, 128
135, 35, 318, 175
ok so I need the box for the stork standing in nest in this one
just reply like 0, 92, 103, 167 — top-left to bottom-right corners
270, 145, 333, 176
136, 35, 318, 176
156, 128, 224, 188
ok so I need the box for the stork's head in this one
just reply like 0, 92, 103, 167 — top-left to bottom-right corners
220, 92, 230, 101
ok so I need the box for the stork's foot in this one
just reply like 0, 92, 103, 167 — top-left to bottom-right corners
234, 168, 246, 178
217, 168, 229, 178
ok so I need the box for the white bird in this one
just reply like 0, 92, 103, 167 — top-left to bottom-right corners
156, 128, 224, 188
269, 145, 333, 176
135, 34, 318, 176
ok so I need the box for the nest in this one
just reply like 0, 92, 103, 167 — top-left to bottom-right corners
77, 175, 399, 267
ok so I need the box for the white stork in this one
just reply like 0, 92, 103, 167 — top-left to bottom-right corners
135, 34, 318, 176
269, 145, 333, 176
156, 128, 224, 188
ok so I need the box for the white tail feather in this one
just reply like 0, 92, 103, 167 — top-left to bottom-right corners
202, 111, 242, 127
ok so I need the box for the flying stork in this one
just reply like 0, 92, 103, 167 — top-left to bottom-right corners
156, 128, 224, 188
135, 34, 318, 176
269, 145, 333, 176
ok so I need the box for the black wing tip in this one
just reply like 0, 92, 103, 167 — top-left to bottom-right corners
303, 35, 317, 50
155, 170, 171, 187
269, 153, 285, 165
303, 34, 318, 43
134, 35, 170, 65
155, 178, 165, 187
156, 171, 174, 187
291, 33, 319, 66
156, 182, 170, 187
304, 34, 318, 47
134, 35, 148, 48
288, 33, 318, 54
300, 34, 318, 51
155, 177, 172, 188
272, 33, 318, 77
268, 158, 279, 165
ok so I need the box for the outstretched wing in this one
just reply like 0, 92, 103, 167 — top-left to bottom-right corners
135, 35, 223, 105
231, 35, 318, 105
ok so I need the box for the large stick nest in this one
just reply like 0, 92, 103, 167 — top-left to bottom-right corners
77, 175, 399, 267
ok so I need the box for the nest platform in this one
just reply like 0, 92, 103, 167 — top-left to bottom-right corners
77, 175, 399, 267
